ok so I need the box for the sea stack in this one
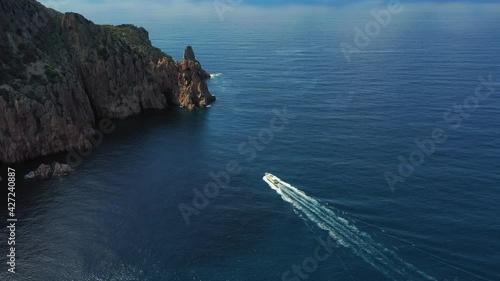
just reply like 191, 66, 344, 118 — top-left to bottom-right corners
183, 46, 196, 61
177, 46, 216, 110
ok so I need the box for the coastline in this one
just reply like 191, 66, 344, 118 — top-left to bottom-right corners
0, 0, 215, 165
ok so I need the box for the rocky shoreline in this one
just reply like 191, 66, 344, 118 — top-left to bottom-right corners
0, 0, 215, 165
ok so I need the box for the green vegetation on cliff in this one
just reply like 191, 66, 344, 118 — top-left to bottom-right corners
102, 24, 172, 61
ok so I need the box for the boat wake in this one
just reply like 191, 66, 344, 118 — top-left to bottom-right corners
263, 174, 436, 281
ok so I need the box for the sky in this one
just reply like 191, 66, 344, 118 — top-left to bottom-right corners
41, 0, 500, 5
38, 0, 500, 24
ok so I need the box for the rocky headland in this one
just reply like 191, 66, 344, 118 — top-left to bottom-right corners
0, 0, 215, 165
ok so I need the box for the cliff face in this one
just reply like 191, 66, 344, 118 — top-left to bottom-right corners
0, 0, 215, 164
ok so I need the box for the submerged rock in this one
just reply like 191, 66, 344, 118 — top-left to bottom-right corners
24, 162, 72, 180
36, 164, 52, 180
52, 162, 73, 177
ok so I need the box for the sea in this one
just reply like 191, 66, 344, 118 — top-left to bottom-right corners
1, 2, 499, 281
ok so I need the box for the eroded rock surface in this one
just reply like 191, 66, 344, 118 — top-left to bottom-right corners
35, 164, 52, 180
52, 162, 72, 177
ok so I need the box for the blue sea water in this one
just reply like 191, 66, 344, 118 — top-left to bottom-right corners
1, 4, 500, 281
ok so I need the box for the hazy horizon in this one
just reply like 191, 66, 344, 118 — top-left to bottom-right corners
39, 0, 500, 25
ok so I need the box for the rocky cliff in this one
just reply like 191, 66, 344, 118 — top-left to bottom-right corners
0, 0, 215, 164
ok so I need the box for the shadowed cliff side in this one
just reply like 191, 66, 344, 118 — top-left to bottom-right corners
0, 0, 215, 164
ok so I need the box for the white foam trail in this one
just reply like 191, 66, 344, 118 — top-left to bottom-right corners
210, 72, 223, 78
263, 175, 436, 281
